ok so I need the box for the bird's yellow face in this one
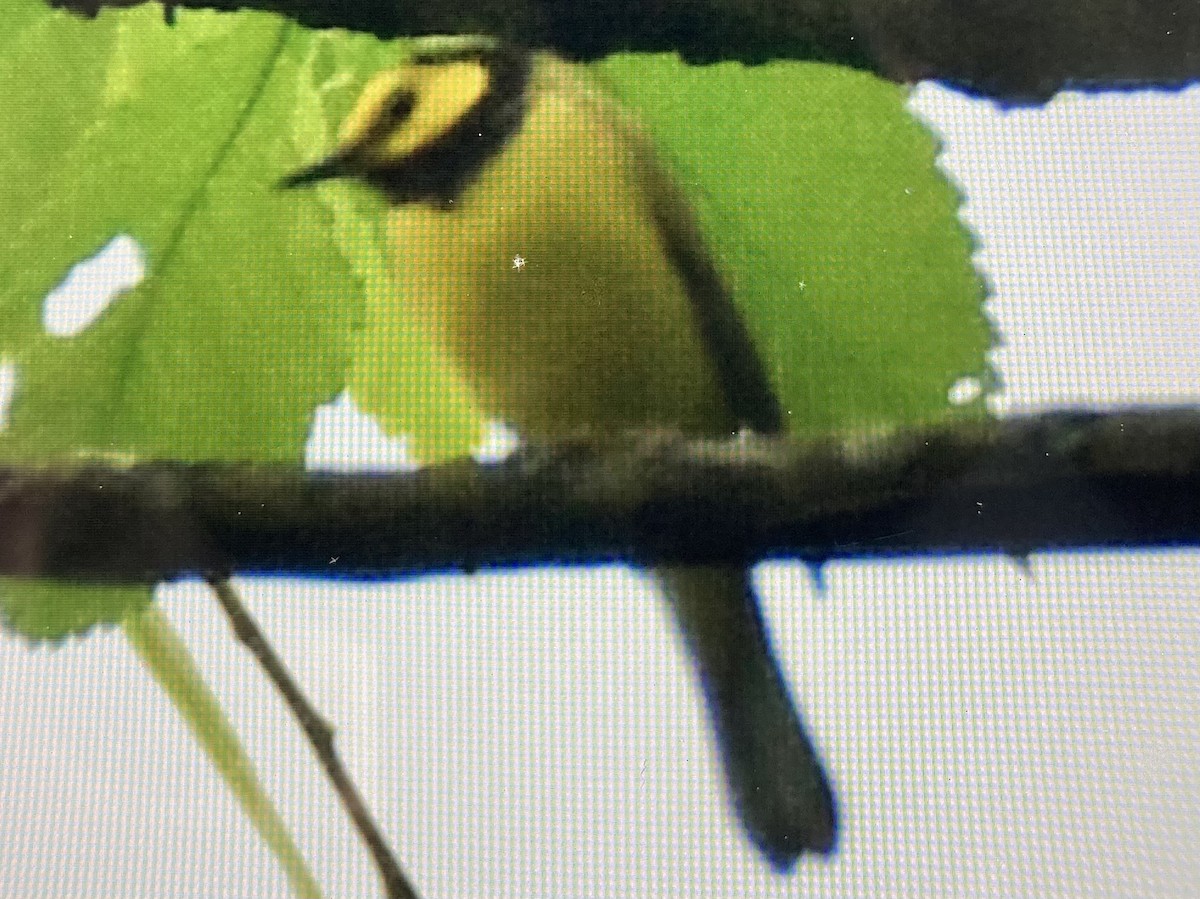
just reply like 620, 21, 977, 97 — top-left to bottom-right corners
335, 59, 490, 168
280, 44, 515, 199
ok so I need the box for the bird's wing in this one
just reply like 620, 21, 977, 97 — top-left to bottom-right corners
535, 54, 784, 435
638, 161, 785, 436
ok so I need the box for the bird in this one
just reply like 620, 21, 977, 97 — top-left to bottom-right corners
283, 37, 837, 868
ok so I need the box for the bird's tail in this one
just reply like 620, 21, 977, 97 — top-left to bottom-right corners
656, 565, 837, 868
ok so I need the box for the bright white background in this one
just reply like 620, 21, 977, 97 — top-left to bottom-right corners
1, 83, 1198, 898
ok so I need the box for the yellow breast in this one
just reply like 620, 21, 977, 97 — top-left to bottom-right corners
387, 56, 736, 439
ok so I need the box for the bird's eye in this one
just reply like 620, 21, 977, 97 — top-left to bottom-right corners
386, 91, 415, 124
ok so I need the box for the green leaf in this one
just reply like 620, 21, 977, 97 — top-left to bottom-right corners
0, 5, 355, 464
0, 578, 151, 641
288, 33, 488, 463
0, 5, 370, 635
598, 55, 992, 434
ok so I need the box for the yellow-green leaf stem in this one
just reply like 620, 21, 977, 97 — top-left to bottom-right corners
122, 603, 322, 899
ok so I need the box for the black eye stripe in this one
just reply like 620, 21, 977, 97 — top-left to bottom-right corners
387, 90, 415, 123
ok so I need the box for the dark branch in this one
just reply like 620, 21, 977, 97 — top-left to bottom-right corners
208, 578, 421, 899
3, 409, 1200, 586
47, 0, 1198, 103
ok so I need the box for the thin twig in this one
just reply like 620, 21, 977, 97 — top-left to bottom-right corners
206, 576, 421, 899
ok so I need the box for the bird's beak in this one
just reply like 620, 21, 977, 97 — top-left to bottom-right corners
278, 152, 353, 189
